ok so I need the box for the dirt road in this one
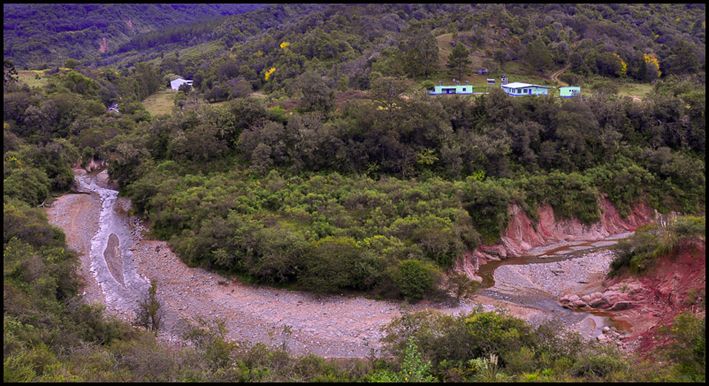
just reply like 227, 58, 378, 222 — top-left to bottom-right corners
550, 63, 570, 87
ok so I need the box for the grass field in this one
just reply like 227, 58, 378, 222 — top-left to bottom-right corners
617, 82, 654, 100
143, 89, 177, 117
18, 70, 49, 89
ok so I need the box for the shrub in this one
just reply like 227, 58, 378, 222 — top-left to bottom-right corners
393, 259, 440, 301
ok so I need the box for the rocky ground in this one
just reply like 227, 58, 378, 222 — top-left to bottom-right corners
559, 239, 706, 354
47, 168, 654, 359
481, 249, 623, 341
48, 170, 483, 358
45, 182, 103, 306
494, 250, 615, 298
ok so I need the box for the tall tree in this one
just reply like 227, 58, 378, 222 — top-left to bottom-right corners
298, 71, 335, 113
447, 42, 472, 80
526, 38, 553, 72
400, 26, 439, 78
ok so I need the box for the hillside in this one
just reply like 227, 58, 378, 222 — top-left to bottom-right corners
3, 3, 263, 68
3, 3, 705, 383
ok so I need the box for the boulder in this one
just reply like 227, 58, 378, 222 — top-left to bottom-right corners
572, 299, 588, 308
609, 301, 634, 311
589, 297, 610, 309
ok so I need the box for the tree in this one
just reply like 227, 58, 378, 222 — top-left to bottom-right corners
177, 83, 192, 94
64, 58, 80, 69
371, 76, 408, 110
225, 76, 252, 99
399, 337, 437, 382
526, 38, 553, 72
4, 60, 18, 86
400, 26, 439, 78
136, 279, 163, 335
447, 42, 472, 80
393, 259, 440, 301
298, 71, 335, 113
446, 272, 479, 304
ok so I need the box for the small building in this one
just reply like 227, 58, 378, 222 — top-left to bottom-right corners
477, 68, 489, 75
501, 82, 550, 96
170, 77, 193, 91
427, 84, 474, 95
559, 86, 581, 98
486, 78, 496, 84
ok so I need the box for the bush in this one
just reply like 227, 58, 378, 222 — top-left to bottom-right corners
393, 259, 440, 301
666, 313, 705, 381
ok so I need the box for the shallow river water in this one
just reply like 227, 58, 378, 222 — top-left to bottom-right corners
76, 172, 150, 319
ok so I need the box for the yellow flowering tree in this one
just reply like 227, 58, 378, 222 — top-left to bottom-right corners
643, 53, 661, 79
264, 67, 276, 81
279, 41, 290, 50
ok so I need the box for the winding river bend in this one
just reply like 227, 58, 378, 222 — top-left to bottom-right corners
52, 169, 630, 358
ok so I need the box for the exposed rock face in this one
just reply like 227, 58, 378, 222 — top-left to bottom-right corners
99, 37, 109, 53
559, 239, 706, 354
459, 198, 656, 272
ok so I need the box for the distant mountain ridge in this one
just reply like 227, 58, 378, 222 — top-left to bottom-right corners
3, 3, 264, 68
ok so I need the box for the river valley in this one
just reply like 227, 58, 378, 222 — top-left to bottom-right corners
46, 168, 635, 358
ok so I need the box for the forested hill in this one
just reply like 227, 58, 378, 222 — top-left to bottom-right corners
3, 3, 263, 68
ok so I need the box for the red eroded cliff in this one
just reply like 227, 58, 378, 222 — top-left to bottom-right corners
560, 238, 705, 354
458, 198, 656, 273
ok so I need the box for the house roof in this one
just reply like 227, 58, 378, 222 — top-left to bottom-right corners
503, 82, 551, 89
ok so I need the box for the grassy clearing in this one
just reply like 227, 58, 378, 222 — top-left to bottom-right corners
143, 89, 177, 117
435, 32, 492, 85
17, 70, 49, 89
617, 82, 654, 100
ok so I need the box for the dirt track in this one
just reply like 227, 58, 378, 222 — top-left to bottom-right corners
550, 63, 570, 87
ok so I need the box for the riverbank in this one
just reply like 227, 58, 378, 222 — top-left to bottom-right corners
46, 168, 640, 358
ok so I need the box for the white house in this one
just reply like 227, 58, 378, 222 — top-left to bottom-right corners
501, 82, 550, 96
170, 77, 193, 91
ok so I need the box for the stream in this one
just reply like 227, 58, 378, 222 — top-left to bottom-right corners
76, 172, 150, 319
476, 235, 632, 339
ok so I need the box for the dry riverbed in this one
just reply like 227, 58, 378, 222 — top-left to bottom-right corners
47, 168, 628, 358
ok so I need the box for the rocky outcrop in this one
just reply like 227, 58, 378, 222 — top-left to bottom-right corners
560, 282, 643, 311
459, 198, 656, 273
99, 37, 109, 54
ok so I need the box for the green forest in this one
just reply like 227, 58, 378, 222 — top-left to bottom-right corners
4, 3, 706, 382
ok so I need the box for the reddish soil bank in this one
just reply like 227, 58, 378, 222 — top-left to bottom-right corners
456, 199, 656, 279
562, 239, 706, 354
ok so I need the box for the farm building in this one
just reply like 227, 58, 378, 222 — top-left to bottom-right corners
170, 77, 193, 91
559, 86, 581, 98
501, 82, 550, 96
427, 84, 473, 95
